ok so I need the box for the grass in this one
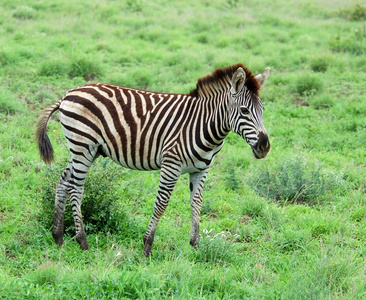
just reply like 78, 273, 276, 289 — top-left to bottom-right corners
1, 0, 366, 298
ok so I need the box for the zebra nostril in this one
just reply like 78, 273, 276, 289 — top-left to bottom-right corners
257, 132, 270, 152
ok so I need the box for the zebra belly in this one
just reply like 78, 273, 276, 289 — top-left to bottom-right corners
98, 141, 162, 171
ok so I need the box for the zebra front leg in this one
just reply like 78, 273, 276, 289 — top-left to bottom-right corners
143, 165, 179, 256
52, 163, 72, 246
189, 170, 209, 248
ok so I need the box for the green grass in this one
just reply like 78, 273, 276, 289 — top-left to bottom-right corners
1, 0, 366, 298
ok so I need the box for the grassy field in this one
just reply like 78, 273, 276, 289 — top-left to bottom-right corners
1, 0, 366, 298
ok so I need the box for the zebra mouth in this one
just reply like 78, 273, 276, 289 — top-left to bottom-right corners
251, 132, 270, 159
252, 145, 270, 159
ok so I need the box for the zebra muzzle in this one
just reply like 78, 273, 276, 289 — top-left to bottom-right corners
252, 132, 270, 159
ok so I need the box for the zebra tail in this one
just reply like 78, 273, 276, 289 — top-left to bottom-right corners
36, 100, 62, 164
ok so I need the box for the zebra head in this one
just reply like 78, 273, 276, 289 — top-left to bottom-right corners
229, 67, 270, 159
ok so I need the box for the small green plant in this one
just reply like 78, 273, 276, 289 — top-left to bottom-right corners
38, 159, 140, 238
310, 57, 329, 73
126, 0, 143, 12
275, 229, 309, 252
0, 87, 23, 115
224, 168, 240, 191
68, 57, 103, 81
294, 74, 324, 96
308, 94, 334, 110
12, 5, 37, 20
241, 197, 267, 218
0, 51, 16, 67
195, 229, 239, 264
248, 156, 345, 204
329, 30, 366, 55
26, 263, 58, 286
39, 60, 68, 77
201, 199, 214, 215
338, 4, 366, 21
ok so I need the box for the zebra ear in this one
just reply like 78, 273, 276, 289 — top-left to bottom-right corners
230, 67, 246, 95
255, 67, 270, 89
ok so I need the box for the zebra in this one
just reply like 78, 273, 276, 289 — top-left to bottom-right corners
36, 63, 270, 256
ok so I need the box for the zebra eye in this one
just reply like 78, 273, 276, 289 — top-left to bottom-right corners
240, 107, 250, 115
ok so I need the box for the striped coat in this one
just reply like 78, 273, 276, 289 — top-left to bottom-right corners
37, 63, 270, 256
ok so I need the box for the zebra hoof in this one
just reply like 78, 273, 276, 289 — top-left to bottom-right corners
143, 245, 153, 257
79, 242, 89, 251
54, 238, 64, 247
189, 239, 199, 250
52, 230, 64, 246
77, 238, 89, 250
76, 234, 89, 250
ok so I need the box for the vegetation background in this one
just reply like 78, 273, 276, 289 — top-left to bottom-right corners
1, 0, 365, 298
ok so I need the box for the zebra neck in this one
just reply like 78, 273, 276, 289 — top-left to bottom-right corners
200, 91, 231, 144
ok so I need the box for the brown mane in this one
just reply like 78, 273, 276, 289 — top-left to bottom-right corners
189, 63, 260, 98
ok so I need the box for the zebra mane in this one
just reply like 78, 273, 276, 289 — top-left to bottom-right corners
188, 63, 260, 98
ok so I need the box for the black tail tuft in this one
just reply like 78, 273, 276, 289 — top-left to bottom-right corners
35, 101, 61, 164
36, 126, 54, 164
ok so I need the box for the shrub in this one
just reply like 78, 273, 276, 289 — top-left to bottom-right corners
329, 30, 365, 56
194, 229, 239, 264
241, 197, 267, 218
275, 228, 310, 252
308, 94, 334, 110
39, 60, 68, 77
126, 0, 143, 12
294, 74, 324, 96
68, 57, 103, 81
201, 199, 214, 215
248, 155, 346, 205
338, 4, 366, 21
0, 51, 16, 67
38, 159, 140, 238
12, 5, 37, 20
224, 168, 240, 191
310, 57, 329, 73
0, 87, 23, 115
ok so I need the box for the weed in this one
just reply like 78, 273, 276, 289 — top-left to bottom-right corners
27, 263, 58, 286
38, 159, 140, 238
126, 0, 144, 12
310, 57, 329, 73
35, 90, 56, 104
308, 94, 334, 110
329, 30, 366, 55
248, 155, 345, 204
224, 168, 240, 191
0, 87, 23, 115
338, 4, 366, 21
39, 60, 68, 77
241, 197, 267, 218
194, 229, 239, 264
275, 229, 310, 252
294, 74, 324, 96
12, 5, 37, 20
201, 199, 214, 215
68, 57, 103, 81
0, 51, 16, 67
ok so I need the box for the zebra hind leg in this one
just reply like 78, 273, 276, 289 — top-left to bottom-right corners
67, 159, 93, 251
52, 162, 72, 246
69, 185, 88, 250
